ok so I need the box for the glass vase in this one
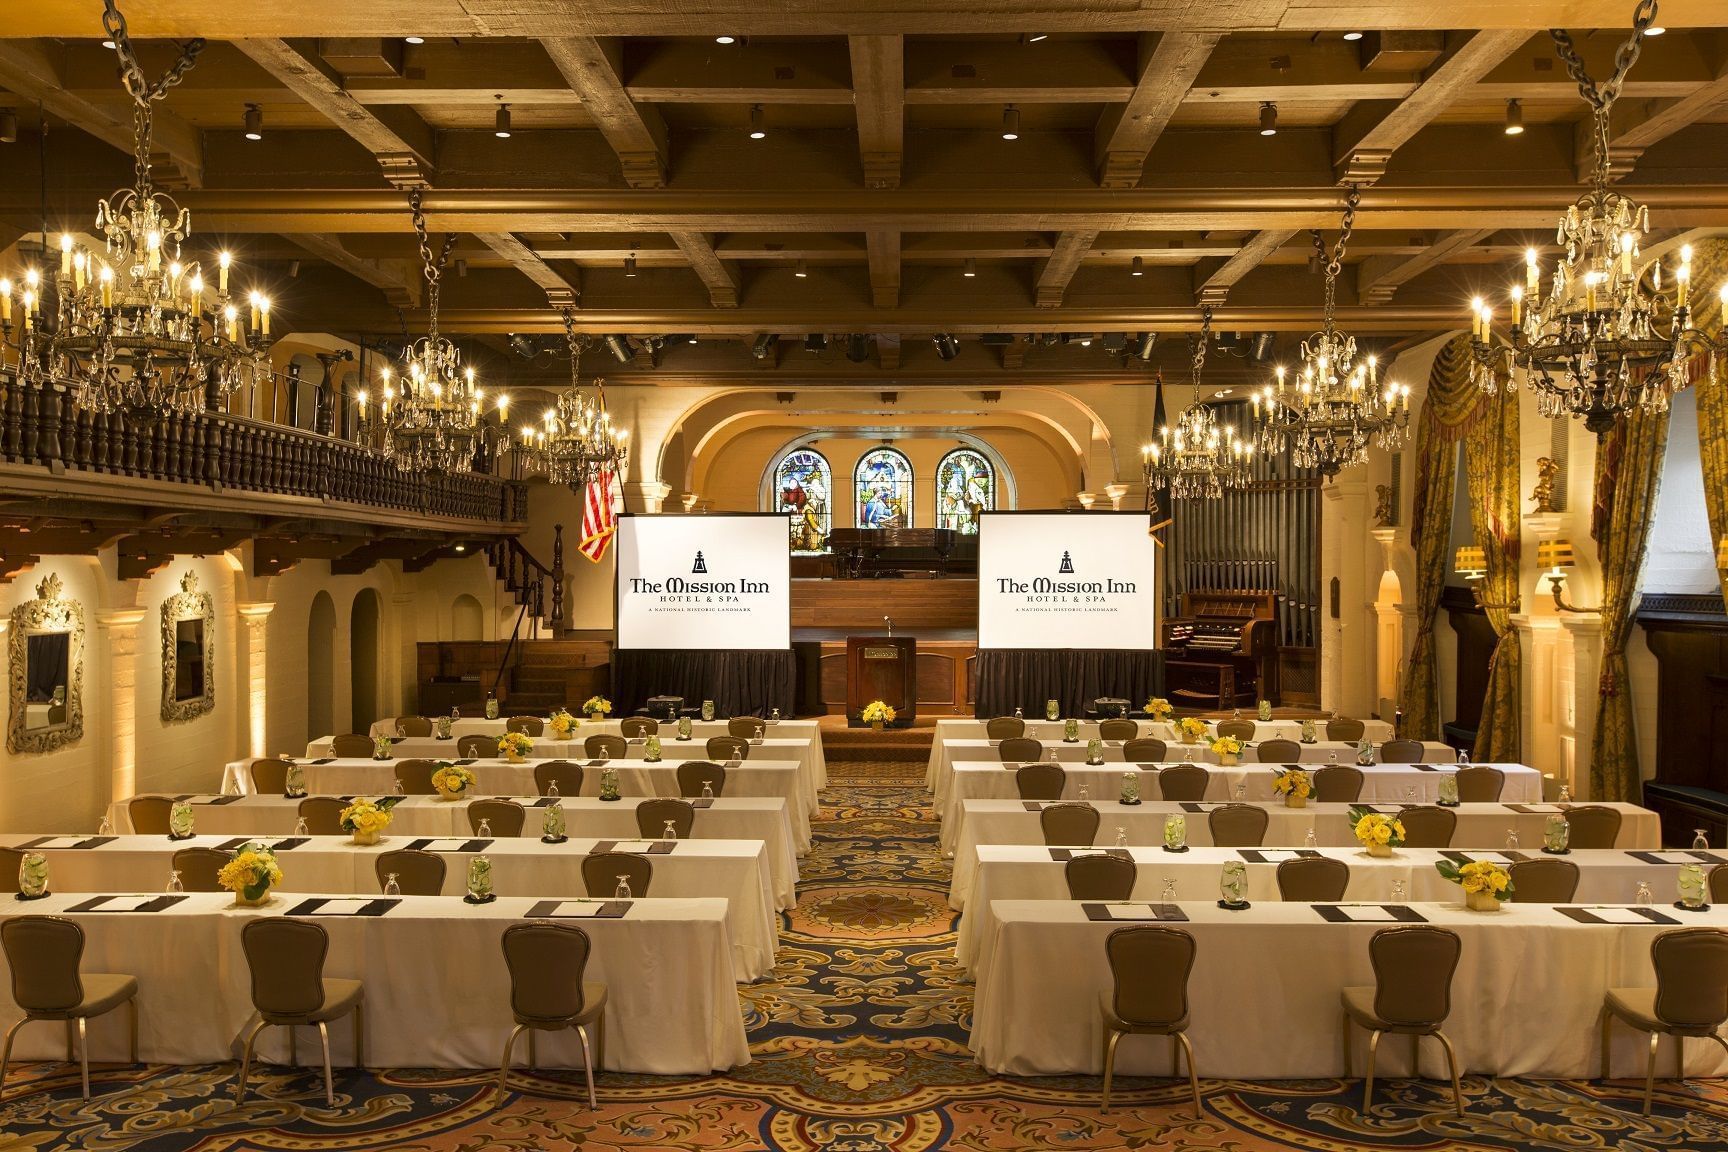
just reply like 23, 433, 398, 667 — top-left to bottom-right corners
1543, 815, 1570, 853
1678, 864, 1708, 909
1163, 814, 1187, 851
1219, 860, 1248, 906
1120, 772, 1140, 804
1045, 699, 1060, 721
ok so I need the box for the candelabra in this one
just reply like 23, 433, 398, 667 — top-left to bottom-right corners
1142, 307, 1254, 501
516, 310, 630, 487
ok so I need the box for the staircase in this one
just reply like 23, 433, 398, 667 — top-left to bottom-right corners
504, 640, 610, 712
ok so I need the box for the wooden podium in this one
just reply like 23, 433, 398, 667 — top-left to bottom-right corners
846, 635, 915, 727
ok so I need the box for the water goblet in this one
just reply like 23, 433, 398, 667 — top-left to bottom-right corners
293, 817, 310, 837
166, 869, 184, 895
615, 875, 633, 899
478, 818, 493, 838
383, 873, 401, 897
662, 819, 678, 841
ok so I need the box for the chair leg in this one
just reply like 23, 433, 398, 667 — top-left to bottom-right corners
1176, 1031, 1201, 1116
235, 1020, 267, 1103
77, 1016, 89, 1100
1436, 1030, 1464, 1117
128, 997, 139, 1065
496, 1024, 525, 1103
528, 1028, 536, 1070
1101, 1029, 1122, 1115
1342, 1013, 1353, 1078
0, 1018, 26, 1097
1675, 1035, 1684, 1083
1600, 1009, 1613, 1082
595, 1011, 606, 1073
289, 1025, 298, 1068
1409, 1033, 1419, 1078
1363, 1029, 1382, 1114
577, 1024, 597, 1111
353, 1005, 365, 1071
1644, 1031, 1660, 1116
65, 1019, 75, 1064
317, 1021, 334, 1108
1170, 1034, 1181, 1077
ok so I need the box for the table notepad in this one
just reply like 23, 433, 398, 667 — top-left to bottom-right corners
303, 898, 377, 915
1239, 849, 1319, 863
1629, 850, 1726, 865
1558, 906, 1682, 926
1082, 903, 1190, 922
524, 899, 631, 919
1312, 904, 1428, 924
284, 897, 399, 917
66, 894, 187, 913
602, 841, 676, 855
405, 838, 493, 853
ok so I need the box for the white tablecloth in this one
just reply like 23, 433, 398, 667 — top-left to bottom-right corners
107, 793, 799, 909
358, 718, 827, 787
971, 899, 1728, 1079
957, 844, 1720, 972
936, 760, 1539, 853
225, 756, 813, 851
4, 833, 779, 982
948, 799, 1664, 907
0, 891, 747, 1073
926, 718, 1395, 786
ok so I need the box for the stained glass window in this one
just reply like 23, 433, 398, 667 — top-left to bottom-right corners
854, 447, 913, 529
936, 448, 994, 533
773, 447, 833, 553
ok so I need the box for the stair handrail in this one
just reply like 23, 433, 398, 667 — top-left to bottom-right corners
488, 525, 564, 702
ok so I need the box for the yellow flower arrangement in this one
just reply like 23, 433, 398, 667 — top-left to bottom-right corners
339, 796, 400, 836
1349, 805, 1406, 850
582, 695, 613, 717
861, 700, 897, 724
1436, 858, 1514, 896
497, 732, 534, 759
548, 709, 578, 738
1176, 716, 1209, 743
1272, 767, 1312, 799
433, 762, 480, 794
1210, 735, 1244, 757
217, 843, 283, 903
1145, 697, 1173, 722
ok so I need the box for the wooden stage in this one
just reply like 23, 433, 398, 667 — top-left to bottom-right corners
791, 577, 977, 715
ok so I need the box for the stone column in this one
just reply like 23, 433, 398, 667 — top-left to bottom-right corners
622, 480, 672, 514
1558, 613, 1604, 799
1103, 482, 1130, 510
237, 602, 275, 759
1321, 478, 1370, 716
95, 608, 147, 805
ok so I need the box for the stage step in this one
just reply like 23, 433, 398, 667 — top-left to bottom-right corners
822, 725, 935, 764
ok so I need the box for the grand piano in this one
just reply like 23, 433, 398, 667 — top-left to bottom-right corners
1160, 590, 1278, 708
824, 528, 978, 578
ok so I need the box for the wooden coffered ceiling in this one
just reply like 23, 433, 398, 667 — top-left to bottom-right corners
3, 2, 1728, 385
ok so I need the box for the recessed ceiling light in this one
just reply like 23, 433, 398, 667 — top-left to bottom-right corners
794, 259, 808, 278
1001, 104, 1020, 141
1342, 31, 1364, 41
687, 334, 699, 344
749, 104, 766, 139
963, 258, 977, 278
493, 99, 512, 138
1026, 33, 1048, 42
1259, 102, 1278, 136
1644, 25, 1665, 35
405, 35, 425, 45
716, 34, 737, 44
1131, 256, 1144, 277
1504, 98, 1525, 135
243, 104, 263, 141
101, 38, 117, 49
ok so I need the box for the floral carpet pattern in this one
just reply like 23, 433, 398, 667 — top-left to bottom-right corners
5, 763, 1728, 1151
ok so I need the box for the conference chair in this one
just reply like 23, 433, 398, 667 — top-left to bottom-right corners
497, 922, 608, 1109
585, 734, 628, 760
393, 759, 438, 795
1065, 853, 1136, 901
1015, 763, 1066, 801
457, 735, 495, 758
507, 716, 544, 736
1314, 765, 1365, 803
1099, 718, 1139, 742
0, 916, 140, 1100
0, 846, 22, 895
1277, 857, 1350, 902
468, 799, 527, 838
1601, 927, 1728, 1114
620, 717, 658, 739
396, 716, 432, 738
636, 798, 695, 840
297, 796, 348, 836
330, 734, 373, 758
706, 735, 749, 761
583, 851, 653, 899
1041, 803, 1101, 847
1156, 764, 1210, 802
1100, 925, 1201, 1115
1566, 805, 1624, 850
1508, 858, 1580, 904
986, 716, 1025, 740
728, 716, 766, 739
127, 795, 173, 835
249, 758, 292, 794
1379, 739, 1425, 764
676, 761, 727, 798
375, 849, 446, 896
170, 847, 231, 893
998, 737, 1044, 764
1341, 925, 1465, 1116
534, 760, 584, 797
1398, 805, 1457, 848
1208, 804, 1270, 848
1123, 738, 1168, 763
235, 919, 366, 1107
1455, 765, 1506, 803
1216, 720, 1255, 741
1327, 718, 1366, 743
1256, 739, 1302, 764
1711, 864, 1728, 905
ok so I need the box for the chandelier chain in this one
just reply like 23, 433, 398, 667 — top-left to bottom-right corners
408, 189, 457, 338
1191, 305, 1211, 393
1321, 186, 1360, 324
101, 0, 204, 195
1551, 0, 1658, 185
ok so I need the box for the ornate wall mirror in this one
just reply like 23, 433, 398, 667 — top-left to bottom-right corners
8, 571, 85, 754
161, 570, 215, 722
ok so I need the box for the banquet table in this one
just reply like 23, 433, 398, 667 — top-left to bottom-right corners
224, 756, 813, 851
970, 898, 1728, 1079
936, 760, 1539, 853
0, 891, 747, 1074
359, 717, 828, 787
107, 793, 799, 909
956, 843, 1724, 972
947, 799, 1663, 909
3, 832, 780, 982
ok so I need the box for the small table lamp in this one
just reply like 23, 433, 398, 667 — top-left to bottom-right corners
1454, 545, 1487, 581
1537, 538, 1596, 612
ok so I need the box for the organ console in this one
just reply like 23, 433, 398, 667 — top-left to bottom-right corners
824, 528, 977, 578
1160, 590, 1279, 708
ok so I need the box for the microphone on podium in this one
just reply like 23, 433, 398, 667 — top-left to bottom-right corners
884, 615, 893, 638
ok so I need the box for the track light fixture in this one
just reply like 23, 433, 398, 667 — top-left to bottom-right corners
804, 333, 827, 353
794, 260, 808, 278
1001, 104, 1020, 141
493, 99, 512, 138
1025, 33, 1048, 42
624, 253, 637, 277
1131, 256, 1144, 277
1133, 332, 1158, 361
751, 332, 778, 360
749, 104, 766, 139
2, 109, 20, 144
932, 333, 960, 360
242, 104, 262, 141
1504, 98, 1525, 135
846, 333, 871, 363
1259, 102, 1278, 136
964, 258, 977, 278
605, 334, 635, 363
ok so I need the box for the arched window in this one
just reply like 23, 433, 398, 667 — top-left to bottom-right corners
772, 447, 833, 553
855, 447, 913, 529
936, 448, 995, 534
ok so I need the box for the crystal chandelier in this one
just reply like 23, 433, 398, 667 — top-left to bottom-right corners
0, 0, 270, 415
1468, 0, 1726, 436
1254, 189, 1410, 478
516, 310, 630, 488
1142, 306, 1254, 501
355, 190, 509, 473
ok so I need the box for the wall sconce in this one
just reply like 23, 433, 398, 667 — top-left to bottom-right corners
1536, 538, 1598, 613
1454, 544, 1517, 610
1717, 535, 1728, 573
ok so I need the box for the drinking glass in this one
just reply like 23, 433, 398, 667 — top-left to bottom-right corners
702, 781, 715, 800
96, 817, 113, 837
293, 817, 310, 837
1161, 878, 1178, 904
1077, 783, 1090, 802
1635, 881, 1654, 906
1390, 879, 1407, 903
1013, 705, 1023, 719
769, 708, 781, 725
1557, 783, 1572, 803
1328, 751, 1339, 765
662, 820, 678, 841
166, 869, 184, 895
1219, 861, 1247, 906
1114, 827, 1129, 848
393, 779, 404, 794
477, 818, 493, 838
383, 873, 401, 897
1232, 782, 1247, 802
1047, 749, 1059, 764
615, 875, 633, 899
1505, 828, 1520, 851
1456, 748, 1470, 766
1694, 829, 1711, 851
1304, 826, 1319, 850
1405, 785, 1418, 804
547, 779, 561, 798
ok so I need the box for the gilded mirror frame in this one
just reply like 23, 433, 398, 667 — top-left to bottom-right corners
7, 571, 85, 754
161, 570, 215, 722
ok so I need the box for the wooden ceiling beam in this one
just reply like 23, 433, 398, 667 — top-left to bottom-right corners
233, 38, 435, 187
668, 231, 741, 307
1194, 229, 1298, 305
541, 36, 669, 189
288, 232, 420, 306
474, 232, 580, 307
1607, 66, 1728, 178
1096, 32, 1221, 188
867, 230, 901, 307
849, 35, 905, 190
1035, 229, 1099, 307
1355, 228, 1496, 304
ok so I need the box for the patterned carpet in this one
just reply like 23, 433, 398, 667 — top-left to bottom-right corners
6, 764, 1728, 1151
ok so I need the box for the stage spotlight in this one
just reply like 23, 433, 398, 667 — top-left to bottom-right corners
1504, 99, 1525, 136
932, 333, 960, 360
1259, 101, 1278, 136
846, 333, 871, 362
243, 104, 263, 141
1133, 332, 1158, 360
605, 334, 635, 363
751, 333, 778, 359
1250, 331, 1277, 363
804, 333, 828, 353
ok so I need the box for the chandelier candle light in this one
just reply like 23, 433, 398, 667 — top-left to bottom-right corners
1467, 0, 1725, 435
1142, 306, 1254, 500
516, 309, 631, 487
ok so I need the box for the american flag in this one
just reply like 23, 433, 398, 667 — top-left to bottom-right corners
579, 466, 618, 563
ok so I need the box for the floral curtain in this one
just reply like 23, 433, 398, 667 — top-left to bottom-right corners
1463, 377, 1521, 762
1690, 241, 1728, 604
